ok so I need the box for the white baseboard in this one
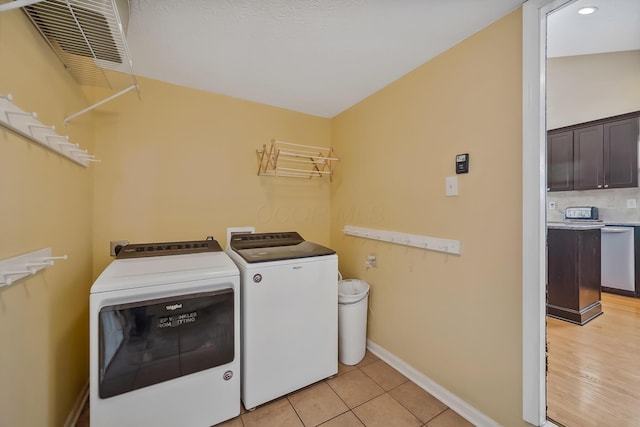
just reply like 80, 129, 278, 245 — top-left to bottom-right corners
366, 340, 500, 427
64, 380, 89, 427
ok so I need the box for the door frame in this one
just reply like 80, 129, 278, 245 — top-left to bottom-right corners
522, 0, 573, 425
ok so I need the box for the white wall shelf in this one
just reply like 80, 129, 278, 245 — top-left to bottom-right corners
0, 248, 67, 287
0, 94, 99, 166
343, 225, 461, 255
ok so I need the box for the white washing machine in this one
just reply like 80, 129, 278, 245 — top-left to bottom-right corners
89, 239, 240, 427
226, 231, 338, 410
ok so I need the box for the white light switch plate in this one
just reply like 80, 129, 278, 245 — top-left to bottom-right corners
627, 199, 637, 208
445, 176, 458, 196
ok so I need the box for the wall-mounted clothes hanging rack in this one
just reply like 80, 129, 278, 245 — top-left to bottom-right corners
343, 225, 461, 255
0, 248, 67, 287
0, 94, 99, 166
257, 140, 339, 180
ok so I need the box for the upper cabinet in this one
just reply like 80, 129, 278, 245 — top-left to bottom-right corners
547, 130, 573, 192
604, 117, 639, 189
573, 124, 604, 190
548, 113, 639, 192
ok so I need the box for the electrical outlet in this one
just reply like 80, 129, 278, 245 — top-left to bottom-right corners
548, 202, 557, 209
110, 240, 129, 256
365, 254, 377, 268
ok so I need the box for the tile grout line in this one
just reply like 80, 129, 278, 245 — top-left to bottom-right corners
382, 379, 436, 425
356, 358, 456, 426
424, 408, 451, 426
325, 368, 375, 426
357, 361, 427, 425
285, 394, 307, 426
327, 364, 422, 427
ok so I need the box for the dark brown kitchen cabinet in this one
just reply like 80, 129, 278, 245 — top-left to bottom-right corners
547, 227, 602, 325
547, 112, 639, 192
547, 130, 573, 191
604, 117, 639, 188
573, 125, 604, 190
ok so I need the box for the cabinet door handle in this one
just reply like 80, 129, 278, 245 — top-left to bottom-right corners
597, 184, 603, 188
604, 184, 609, 188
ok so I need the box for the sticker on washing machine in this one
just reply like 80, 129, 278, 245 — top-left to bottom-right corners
157, 311, 198, 328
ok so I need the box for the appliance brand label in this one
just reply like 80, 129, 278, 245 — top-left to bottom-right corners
253, 274, 262, 283
166, 303, 182, 311
293, 266, 302, 270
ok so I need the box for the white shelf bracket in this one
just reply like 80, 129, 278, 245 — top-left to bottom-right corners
0, 0, 44, 13
64, 84, 138, 125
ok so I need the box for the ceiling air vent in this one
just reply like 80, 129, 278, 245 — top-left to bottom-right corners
20, 0, 136, 90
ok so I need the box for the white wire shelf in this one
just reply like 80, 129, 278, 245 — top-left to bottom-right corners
257, 140, 339, 180
0, 94, 99, 166
6, 0, 139, 92
0, 1, 140, 123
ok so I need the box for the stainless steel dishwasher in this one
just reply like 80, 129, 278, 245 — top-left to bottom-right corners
601, 226, 635, 292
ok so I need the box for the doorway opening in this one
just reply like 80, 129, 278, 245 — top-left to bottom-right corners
523, 0, 640, 425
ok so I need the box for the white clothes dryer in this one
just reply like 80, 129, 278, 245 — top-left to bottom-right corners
89, 239, 240, 427
226, 231, 338, 410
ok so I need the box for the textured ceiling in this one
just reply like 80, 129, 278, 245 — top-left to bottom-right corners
124, 0, 638, 118
126, 0, 524, 118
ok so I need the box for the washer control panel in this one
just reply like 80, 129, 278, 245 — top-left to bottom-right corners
116, 239, 222, 258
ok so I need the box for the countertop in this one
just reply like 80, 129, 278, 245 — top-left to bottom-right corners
547, 221, 640, 230
547, 221, 605, 230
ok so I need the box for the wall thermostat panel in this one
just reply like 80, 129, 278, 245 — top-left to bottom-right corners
456, 153, 469, 174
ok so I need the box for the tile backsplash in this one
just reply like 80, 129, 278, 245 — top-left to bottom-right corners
548, 187, 640, 222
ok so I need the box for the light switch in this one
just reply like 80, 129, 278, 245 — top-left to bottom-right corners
445, 176, 458, 196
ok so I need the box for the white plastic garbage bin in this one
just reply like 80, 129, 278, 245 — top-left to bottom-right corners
338, 279, 370, 365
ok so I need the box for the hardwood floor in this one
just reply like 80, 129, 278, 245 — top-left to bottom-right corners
547, 292, 640, 427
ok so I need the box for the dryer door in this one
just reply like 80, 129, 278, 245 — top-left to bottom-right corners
98, 288, 234, 398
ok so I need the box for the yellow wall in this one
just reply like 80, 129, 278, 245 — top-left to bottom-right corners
0, 11, 95, 427
330, 10, 525, 426
547, 50, 640, 129
91, 78, 332, 275
2, 5, 527, 426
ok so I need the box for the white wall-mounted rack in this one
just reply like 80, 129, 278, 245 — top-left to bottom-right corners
0, 248, 67, 287
257, 140, 339, 180
343, 225, 461, 255
0, 94, 99, 166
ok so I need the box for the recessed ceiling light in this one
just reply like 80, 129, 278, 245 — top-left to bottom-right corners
578, 6, 598, 15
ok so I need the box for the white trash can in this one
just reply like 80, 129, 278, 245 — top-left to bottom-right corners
338, 279, 370, 365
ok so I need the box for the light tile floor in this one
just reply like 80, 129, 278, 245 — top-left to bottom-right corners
219, 351, 472, 427
76, 351, 473, 427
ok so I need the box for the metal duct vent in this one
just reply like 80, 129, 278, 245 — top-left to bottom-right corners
21, 0, 136, 90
